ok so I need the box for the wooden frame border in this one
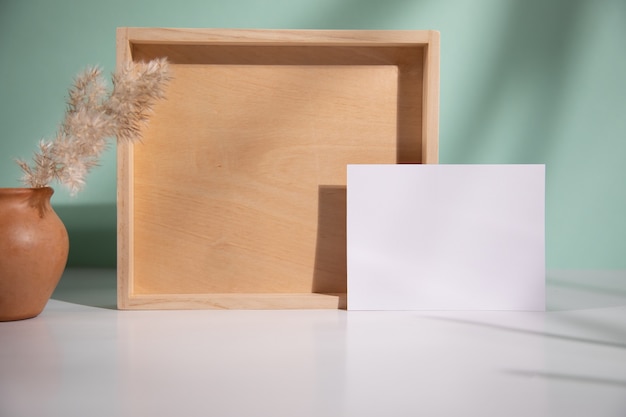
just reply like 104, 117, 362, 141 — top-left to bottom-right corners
117, 28, 439, 310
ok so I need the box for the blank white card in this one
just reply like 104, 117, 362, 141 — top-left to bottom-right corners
347, 164, 545, 311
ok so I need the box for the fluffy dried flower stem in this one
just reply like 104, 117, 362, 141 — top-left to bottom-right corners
17, 58, 171, 195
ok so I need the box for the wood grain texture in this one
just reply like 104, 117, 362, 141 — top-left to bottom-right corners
117, 28, 439, 309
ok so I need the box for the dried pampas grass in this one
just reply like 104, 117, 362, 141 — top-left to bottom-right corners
17, 58, 171, 195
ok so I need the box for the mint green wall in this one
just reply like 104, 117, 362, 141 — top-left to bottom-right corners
1, 0, 625, 268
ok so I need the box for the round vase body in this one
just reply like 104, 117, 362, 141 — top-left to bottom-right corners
0, 188, 69, 321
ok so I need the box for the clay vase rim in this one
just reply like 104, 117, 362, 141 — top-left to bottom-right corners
0, 186, 54, 192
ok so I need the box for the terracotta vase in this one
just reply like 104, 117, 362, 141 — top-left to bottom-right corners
0, 187, 69, 321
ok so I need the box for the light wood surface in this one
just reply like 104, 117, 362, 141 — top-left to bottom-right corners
117, 28, 440, 309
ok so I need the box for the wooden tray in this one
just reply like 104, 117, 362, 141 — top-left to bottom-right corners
116, 28, 440, 309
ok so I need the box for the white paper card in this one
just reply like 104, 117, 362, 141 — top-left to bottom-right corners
347, 164, 545, 311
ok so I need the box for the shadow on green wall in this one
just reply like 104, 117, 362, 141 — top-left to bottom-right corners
447, 0, 587, 164
55, 204, 117, 268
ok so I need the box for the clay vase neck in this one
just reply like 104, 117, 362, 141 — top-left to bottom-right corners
0, 187, 69, 321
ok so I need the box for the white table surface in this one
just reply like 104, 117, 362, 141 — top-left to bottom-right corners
1, 269, 626, 417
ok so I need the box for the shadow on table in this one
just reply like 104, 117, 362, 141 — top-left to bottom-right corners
420, 271, 626, 351
504, 369, 626, 388
51, 268, 117, 310
422, 315, 626, 351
